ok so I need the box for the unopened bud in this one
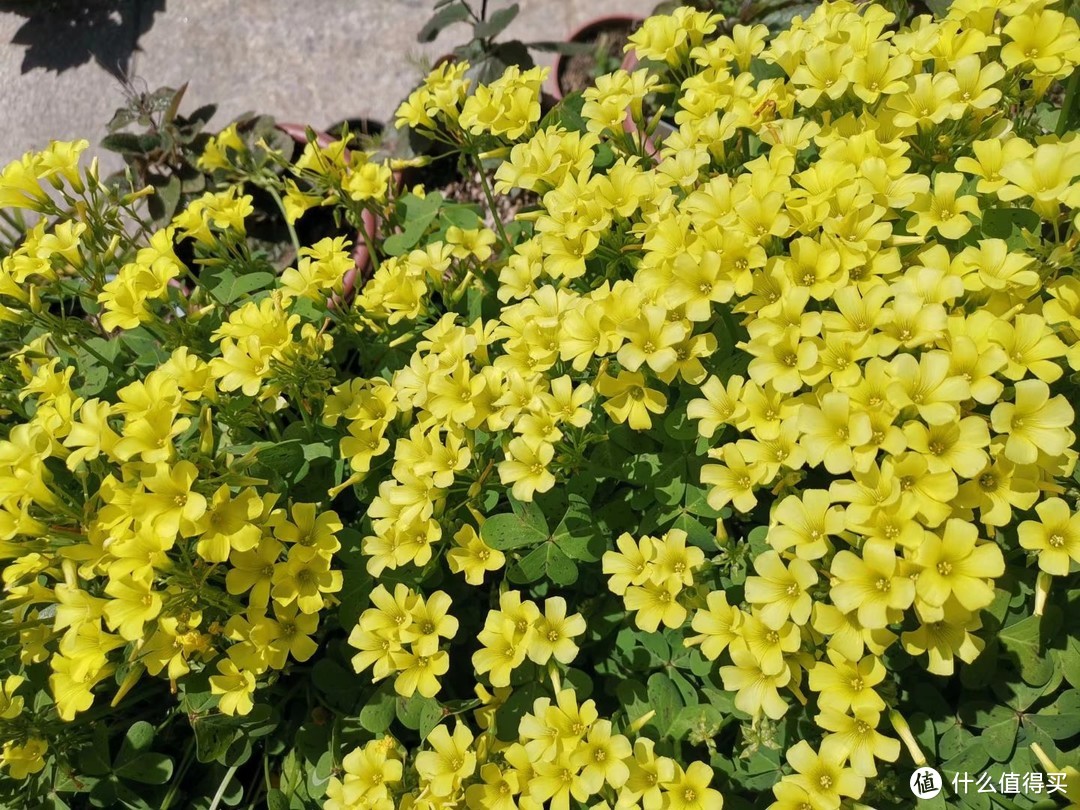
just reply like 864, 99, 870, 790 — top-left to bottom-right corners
121, 185, 156, 205
548, 664, 562, 695
111, 665, 145, 707
629, 710, 656, 734
1034, 571, 1052, 617
61, 558, 78, 589
889, 710, 926, 767
478, 147, 511, 161
328, 472, 364, 499
390, 156, 432, 170
715, 519, 729, 548
198, 405, 215, 456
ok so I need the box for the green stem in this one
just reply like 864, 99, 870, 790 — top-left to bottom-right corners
264, 184, 302, 256
1057, 68, 1080, 137
266, 415, 284, 442
141, 318, 174, 350
42, 321, 125, 377
0, 207, 27, 235
209, 764, 240, 810
183, 266, 227, 310
468, 140, 512, 251
160, 739, 196, 810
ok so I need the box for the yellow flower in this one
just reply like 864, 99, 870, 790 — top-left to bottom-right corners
886, 351, 969, 425
989, 314, 1067, 383
416, 723, 476, 798
226, 536, 283, 609
617, 305, 687, 374
998, 142, 1080, 218
1001, 9, 1080, 76
817, 708, 900, 778
603, 532, 656, 596
624, 578, 687, 632
907, 171, 979, 240
343, 158, 392, 203
768, 489, 844, 560
901, 600, 985, 676
661, 760, 723, 810
400, 590, 459, 657
830, 542, 915, 629
138, 460, 208, 540
791, 43, 853, 107
911, 519, 1004, 620
797, 391, 873, 475
1018, 497, 1080, 575
392, 648, 450, 698
686, 591, 743, 661
498, 436, 556, 502
785, 740, 865, 807
103, 572, 162, 641
990, 379, 1074, 464
0, 151, 50, 211
902, 415, 990, 478
458, 66, 547, 140
465, 763, 521, 810
0, 738, 47, 780
887, 72, 963, 130
210, 658, 256, 716
954, 138, 1034, 194
687, 375, 747, 438
0, 676, 24, 719
446, 226, 497, 262
956, 456, 1040, 527
701, 445, 765, 513
530, 752, 586, 808
573, 719, 632, 792
196, 485, 263, 562
597, 370, 668, 430
447, 523, 505, 585
329, 739, 403, 810
270, 549, 342, 614
272, 502, 342, 561
623, 738, 675, 810
198, 123, 246, 171
527, 596, 586, 666
808, 651, 887, 716
719, 638, 791, 720
744, 551, 817, 629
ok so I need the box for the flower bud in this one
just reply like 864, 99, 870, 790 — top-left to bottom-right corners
1034, 571, 1052, 617
629, 710, 656, 734
889, 710, 926, 767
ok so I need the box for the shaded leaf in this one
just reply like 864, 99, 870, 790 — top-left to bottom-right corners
481, 509, 548, 551
115, 753, 173, 785
474, 4, 519, 38
418, 3, 471, 42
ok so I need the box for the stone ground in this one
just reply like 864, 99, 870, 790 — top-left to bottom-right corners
1, 0, 658, 170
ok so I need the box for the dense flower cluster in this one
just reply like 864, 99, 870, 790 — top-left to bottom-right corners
1, 0, 1080, 808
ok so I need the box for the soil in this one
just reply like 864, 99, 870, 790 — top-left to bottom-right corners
559, 21, 637, 97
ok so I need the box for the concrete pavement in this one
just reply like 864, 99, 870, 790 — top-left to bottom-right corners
1, 0, 658, 168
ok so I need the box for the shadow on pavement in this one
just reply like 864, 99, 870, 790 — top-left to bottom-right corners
0, 0, 165, 78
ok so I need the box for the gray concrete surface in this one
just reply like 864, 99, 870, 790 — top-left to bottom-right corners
1, 0, 657, 168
